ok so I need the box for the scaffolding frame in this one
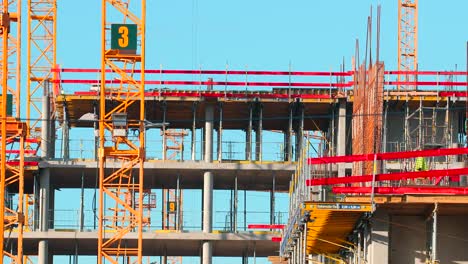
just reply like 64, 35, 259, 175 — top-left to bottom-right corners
98, 0, 146, 263
398, 0, 418, 90
27, 0, 57, 137
1, 1, 27, 263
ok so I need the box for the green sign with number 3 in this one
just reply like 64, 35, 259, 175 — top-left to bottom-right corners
111, 24, 137, 52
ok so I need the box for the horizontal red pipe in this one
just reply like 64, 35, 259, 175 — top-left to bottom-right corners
6, 161, 39, 166
384, 70, 468, 76
248, 224, 285, 229
385, 81, 468, 86
439, 91, 468, 97
55, 79, 352, 88
5, 150, 37, 154
271, 237, 282, 242
54, 68, 468, 76
6, 138, 41, 144
308, 147, 468, 164
306, 168, 468, 186
332, 186, 468, 195
55, 79, 468, 87
53, 68, 354, 76
74, 90, 332, 99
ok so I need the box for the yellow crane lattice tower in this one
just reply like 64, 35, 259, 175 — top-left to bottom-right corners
27, 0, 57, 138
163, 129, 187, 264
98, 0, 146, 263
397, 0, 418, 90
1, 0, 27, 262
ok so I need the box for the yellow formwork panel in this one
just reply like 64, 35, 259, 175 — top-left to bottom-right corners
301, 202, 371, 255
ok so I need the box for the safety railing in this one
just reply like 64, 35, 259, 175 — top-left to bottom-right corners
36, 209, 287, 232
54, 138, 292, 162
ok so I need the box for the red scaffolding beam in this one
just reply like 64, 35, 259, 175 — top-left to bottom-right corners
332, 186, 468, 195
248, 224, 285, 229
306, 168, 468, 186
308, 147, 468, 165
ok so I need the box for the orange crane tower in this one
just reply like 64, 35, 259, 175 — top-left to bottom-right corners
98, 0, 146, 263
398, 0, 418, 90
27, 0, 57, 138
1, 0, 27, 263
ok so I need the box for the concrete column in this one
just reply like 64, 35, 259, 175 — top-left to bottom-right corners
270, 175, 275, 225
367, 210, 389, 263
255, 103, 263, 161
162, 102, 167, 160
38, 168, 51, 264
202, 102, 214, 264
295, 104, 304, 161
62, 109, 70, 160
432, 203, 438, 262
246, 103, 253, 161
41, 90, 50, 158
337, 99, 346, 176
218, 103, 223, 162
191, 102, 197, 161
285, 104, 293, 161
234, 175, 238, 232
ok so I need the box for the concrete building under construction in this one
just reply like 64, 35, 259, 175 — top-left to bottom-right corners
1, 1, 468, 264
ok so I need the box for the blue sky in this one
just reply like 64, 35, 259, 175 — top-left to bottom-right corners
58, 1, 468, 72
43, 0, 468, 263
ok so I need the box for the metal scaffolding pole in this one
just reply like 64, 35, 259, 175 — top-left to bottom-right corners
234, 175, 238, 232
296, 104, 304, 161
256, 103, 263, 161
162, 102, 167, 160
192, 102, 197, 161
270, 174, 276, 225
218, 102, 223, 162
246, 103, 253, 161
286, 104, 294, 161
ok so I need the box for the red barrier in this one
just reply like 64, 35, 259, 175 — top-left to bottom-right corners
6, 161, 39, 166
248, 224, 285, 229
53, 67, 354, 76
332, 186, 468, 195
271, 237, 282, 242
308, 147, 468, 165
306, 168, 468, 186
55, 79, 353, 88
5, 150, 37, 155
74, 90, 333, 99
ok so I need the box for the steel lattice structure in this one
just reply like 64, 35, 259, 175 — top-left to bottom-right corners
1, 0, 26, 263
27, 0, 57, 137
98, 0, 146, 263
398, 0, 418, 90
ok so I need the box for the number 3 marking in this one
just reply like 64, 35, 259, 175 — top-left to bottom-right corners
118, 26, 129, 48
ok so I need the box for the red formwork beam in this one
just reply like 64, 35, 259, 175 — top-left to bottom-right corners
248, 224, 285, 229
308, 147, 468, 165
439, 91, 468, 97
56, 79, 468, 90
56, 79, 353, 88
53, 67, 354, 76
271, 237, 282, 242
306, 168, 468, 186
385, 81, 468, 86
54, 67, 468, 76
6, 161, 38, 166
55, 79, 468, 88
5, 149, 37, 155
384, 70, 468, 76
74, 90, 333, 99
332, 186, 468, 195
